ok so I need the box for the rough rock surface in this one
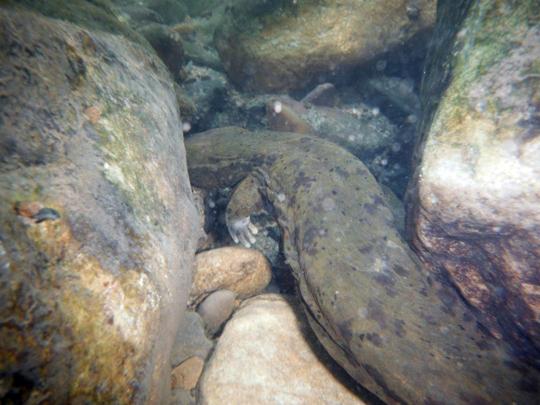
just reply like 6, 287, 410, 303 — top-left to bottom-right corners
171, 356, 205, 390
0, 6, 198, 403
138, 23, 184, 79
170, 311, 213, 367
197, 289, 237, 336
180, 64, 231, 129
189, 246, 271, 306
200, 294, 367, 405
187, 127, 540, 404
215, 0, 436, 92
407, 0, 540, 363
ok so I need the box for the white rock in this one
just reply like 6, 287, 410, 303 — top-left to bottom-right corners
200, 294, 367, 405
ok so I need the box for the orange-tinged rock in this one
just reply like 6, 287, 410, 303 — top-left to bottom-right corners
189, 246, 271, 306
14, 201, 43, 218
84, 105, 102, 124
171, 356, 205, 390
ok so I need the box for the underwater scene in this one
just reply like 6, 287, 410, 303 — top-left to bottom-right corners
0, 0, 539, 403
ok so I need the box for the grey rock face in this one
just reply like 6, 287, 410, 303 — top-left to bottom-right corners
171, 311, 213, 367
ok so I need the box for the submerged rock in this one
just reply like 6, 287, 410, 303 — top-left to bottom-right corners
197, 289, 237, 336
0, 5, 198, 403
189, 246, 272, 306
199, 294, 367, 405
170, 311, 213, 368
180, 63, 231, 128
301, 82, 340, 107
215, 0, 436, 93
138, 23, 184, 79
171, 356, 205, 390
408, 0, 540, 364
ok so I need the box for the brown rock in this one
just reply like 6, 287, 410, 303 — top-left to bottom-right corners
215, 0, 435, 92
190, 246, 271, 306
266, 99, 313, 134
171, 356, 205, 390
199, 294, 367, 405
407, 0, 540, 359
83, 105, 102, 124
14, 201, 43, 219
301, 83, 339, 107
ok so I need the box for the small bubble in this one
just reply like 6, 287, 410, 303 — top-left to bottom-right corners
406, 114, 417, 124
273, 101, 282, 114
322, 197, 336, 211
277, 193, 286, 202
348, 135, 355, 142
372, 107, 380, 116
182, 122, 192, 132
475, 100, 487, 113
380, 158, 388, 166
208, 200, 215, 208
358, 307, 368, 319
391, 143, 401, 153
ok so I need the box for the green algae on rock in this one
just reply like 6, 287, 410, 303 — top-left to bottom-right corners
186, 127, 539, 404
408, 0, 540, 365
3, 0, 148, 46
215, 0, 436, 93
0, 6, 198, 403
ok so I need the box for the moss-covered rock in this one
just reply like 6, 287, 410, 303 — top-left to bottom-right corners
145, 0, 187, 24
215, 0, 436, 93
3, 0, 148, 46
0, 6, 198, 403
408, 0, 540, 365
138, 23, 184, 78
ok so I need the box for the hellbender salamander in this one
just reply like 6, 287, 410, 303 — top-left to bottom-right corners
186, 127, 539, 404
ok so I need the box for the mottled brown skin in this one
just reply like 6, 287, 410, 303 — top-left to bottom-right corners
186, 127, 539, 405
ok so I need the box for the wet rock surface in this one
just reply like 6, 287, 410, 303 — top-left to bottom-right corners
200, 294, 369, 405
215, 0, 436, 93
197, 289, 237, 336
189, 246, 272, 307
171, 356, 205, 390
408, 0, 540, 365
171, 311, 213, 367
0, 5, 198, 403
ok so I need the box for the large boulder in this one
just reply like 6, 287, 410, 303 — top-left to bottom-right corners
407, 0, 540, 363
215, 0, 436, 93
0, 5, 198, 403
199, 294, 368, 405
